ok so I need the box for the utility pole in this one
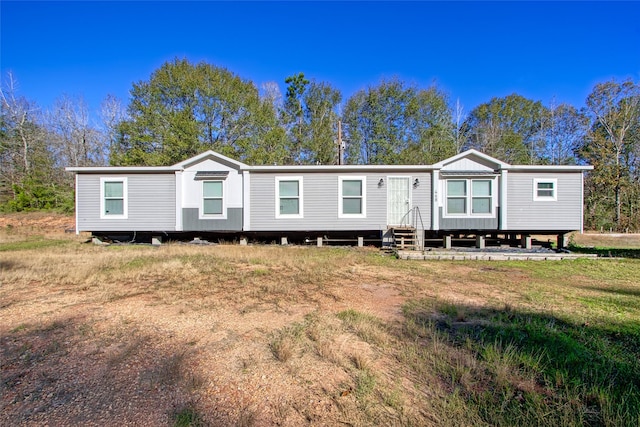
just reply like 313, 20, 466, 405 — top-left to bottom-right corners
337, 120, 345, 165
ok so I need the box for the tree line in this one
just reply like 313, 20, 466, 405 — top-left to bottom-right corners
2, 58, 639, 231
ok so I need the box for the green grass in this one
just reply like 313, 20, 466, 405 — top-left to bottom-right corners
569, 244, 640, 259
400, 298, 640, 426
269, 322, 306, 362
355, 369, 376, 398
11, 323, 30, 333
467, 258, 640, 285
337, 309, 389, 347
173, 407, 203, 427
0, 238, 71, 252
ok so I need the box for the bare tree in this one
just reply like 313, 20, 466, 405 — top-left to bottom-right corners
0, 71, 40, 175
100, 94, 127, 165
0, 72, 68, 209
543, 99, 588, 165
453, 98, 466, 153
48, 95, 105, 167
260, 81, 283, 111
585, 79, 640, 228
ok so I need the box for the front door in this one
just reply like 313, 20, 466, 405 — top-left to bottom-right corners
387, 177, 411, 225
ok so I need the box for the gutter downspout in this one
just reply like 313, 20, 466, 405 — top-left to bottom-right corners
500, 169, 508, 230
175, 171, 183, 231
432, 170, 439, 231
581, 171, 585, 234
75, 174, 79, 234
242, 170, 251, 231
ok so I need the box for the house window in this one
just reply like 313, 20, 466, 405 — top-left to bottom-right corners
446, 178, 493, 216
202, 181, 223, 215
339, 177, 366, 218
276, 177, 303, 218
100, 177, 127, 219
472, 180, 492, 214
446, 180, 467, 214
534, 179, 557, 201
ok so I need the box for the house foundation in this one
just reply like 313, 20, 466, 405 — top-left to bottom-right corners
557, 233, 568, 249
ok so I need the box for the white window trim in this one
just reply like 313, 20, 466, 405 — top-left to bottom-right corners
443, 177, 495, 218
445, 179, 468, 217
275, 176, 304, 219
533, 178, 558, 201
338, 176, 367, 218
100, 177, 128, 219
200, 180, 227, 220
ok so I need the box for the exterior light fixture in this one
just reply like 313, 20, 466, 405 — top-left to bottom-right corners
413, 178, 420, 188
378, 178, 384, 187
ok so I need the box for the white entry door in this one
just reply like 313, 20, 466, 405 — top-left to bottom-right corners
387, 177, 411, 225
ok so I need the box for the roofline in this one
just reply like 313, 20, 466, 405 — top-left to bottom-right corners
65, 146, 593, 174
173, 150, 249, 169
504, 165, 593, 172
65, 166, 180, 173
244, 164, 436, 172
65, 164, 593, 174
433, 149, 510, 168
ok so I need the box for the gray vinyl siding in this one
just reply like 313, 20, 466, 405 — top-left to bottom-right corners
76, 174, 176, 231
412, 176, 431, 230
182, 208, 243, 231
439, 207, 499, 230
507, 172, 582, 230
250, 172, 431, 231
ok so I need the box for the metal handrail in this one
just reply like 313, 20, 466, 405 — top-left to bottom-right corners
397, 208, 413, 228
395, 206, 425, 251
412, 206, 425, 251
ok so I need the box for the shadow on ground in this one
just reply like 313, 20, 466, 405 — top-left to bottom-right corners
569, 244, 640, 259
400, 299, 640, 426
0, 315, 219, 426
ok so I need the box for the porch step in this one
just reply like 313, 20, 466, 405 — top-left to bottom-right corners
390, 226, 418, 251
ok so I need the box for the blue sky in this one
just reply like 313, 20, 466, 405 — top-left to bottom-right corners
2, 1, 639, 119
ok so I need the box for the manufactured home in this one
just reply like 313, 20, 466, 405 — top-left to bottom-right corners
66, 149, 592, 249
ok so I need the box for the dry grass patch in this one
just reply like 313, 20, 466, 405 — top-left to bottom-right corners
3, 214, 640, 426
570, 232, 640, 248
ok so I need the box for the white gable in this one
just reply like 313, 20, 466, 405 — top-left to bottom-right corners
173, 150, 248, 170
182, 157, 237, 173
179, 153, 245, 215
434, 149, 509, 172
441, 157, 496, 172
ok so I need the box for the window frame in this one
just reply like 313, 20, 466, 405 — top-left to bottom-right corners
100, 177, 128, 219
471, 179, 493, 214
446, 179, 467, 215
444, 177, 495, 218
275, 176, 304, 219
338, 176, 367, 218
200, 180, 226, 219
533, 178, 558, 201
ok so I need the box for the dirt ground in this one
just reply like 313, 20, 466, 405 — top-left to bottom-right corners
0, 212, 75, 240
0, 214, 432, 426
2, 213, 640, 426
